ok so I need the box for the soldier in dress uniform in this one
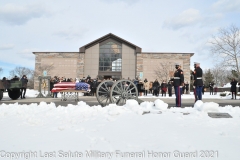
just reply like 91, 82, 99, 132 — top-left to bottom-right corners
193, 62, 203, 101
172, 63, 184, 107
191, 63, 198, 102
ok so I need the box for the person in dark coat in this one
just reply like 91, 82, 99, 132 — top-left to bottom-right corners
12, 75, 19, 81
202, 84, 205, 95
152, 79, 160, 96
137, 80, 144, 96
161, 80, 167, 97
182, 84, 185, 95
2, 77, 8, 92
238, 82, 240, 93
185, 81, 189, 94
167, 81, 173, 97
209, 82, 214, 95
50, 78, 55, 97
230, 78, 238, 99
91, 79, 98, 96
20, 75, 28, 99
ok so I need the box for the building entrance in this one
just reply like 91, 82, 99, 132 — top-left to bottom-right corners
103, 75, 121, 80
104, 75, 112, 79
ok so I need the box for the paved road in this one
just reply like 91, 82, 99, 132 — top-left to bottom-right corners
1, 96, 239, 107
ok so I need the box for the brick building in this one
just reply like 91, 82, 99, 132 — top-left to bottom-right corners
33, 33, 194, 89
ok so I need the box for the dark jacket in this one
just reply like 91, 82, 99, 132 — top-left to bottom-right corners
152, 81, 160, 90
92, 80, 98, 89
185, 83, 189, 90
230, 80, 237, 92
167, 82, 172, 90
193, 67, 203, 86
161, 82, 167, 92
209, 83, 214, 89
173, 69, 184, 86
21, 77, 28, 88
137, 82, 144, 92
50, 80, 55, 91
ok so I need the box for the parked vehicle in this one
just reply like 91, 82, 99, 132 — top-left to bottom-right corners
0, 78, 22, 100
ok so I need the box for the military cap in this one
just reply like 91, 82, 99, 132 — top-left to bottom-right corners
194, 62, 200, 65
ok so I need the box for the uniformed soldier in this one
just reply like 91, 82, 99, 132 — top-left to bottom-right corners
193, 62, 203, 101
191, 63, 198, 102
172, 63, 184, 107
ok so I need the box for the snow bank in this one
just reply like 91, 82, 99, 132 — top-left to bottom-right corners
1, 100, 240, 160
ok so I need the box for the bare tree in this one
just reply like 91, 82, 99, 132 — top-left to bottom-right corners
9, 66, 32, 78
8, 66, 34, 88
35, 64, 55, 77
211, 63, 228, 86
154, 62, 175, 81
209, 24, 240, 74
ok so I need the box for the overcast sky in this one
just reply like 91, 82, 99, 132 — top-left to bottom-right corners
0, 0, 240, 78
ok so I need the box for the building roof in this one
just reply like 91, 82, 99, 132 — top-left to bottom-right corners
142, 52, 194, 56
32, 52, 79, 54
79, 33, 142, 53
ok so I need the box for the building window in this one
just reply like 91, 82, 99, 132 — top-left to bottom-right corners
99, 41, 122, 71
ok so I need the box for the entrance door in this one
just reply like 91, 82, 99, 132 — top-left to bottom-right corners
104, 75, 112, 80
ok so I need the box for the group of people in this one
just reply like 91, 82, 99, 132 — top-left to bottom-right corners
135, 78, 190, 97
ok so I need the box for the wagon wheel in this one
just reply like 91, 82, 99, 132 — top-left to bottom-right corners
8, 89, 21, 100
110, 79, 138, 106
96, 80, 114, 107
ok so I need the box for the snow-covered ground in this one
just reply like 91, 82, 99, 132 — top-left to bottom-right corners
0, 90, 240, 160
2, 89, 239, 100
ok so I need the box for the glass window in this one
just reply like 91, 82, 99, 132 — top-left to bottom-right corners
99, 41, 122, 72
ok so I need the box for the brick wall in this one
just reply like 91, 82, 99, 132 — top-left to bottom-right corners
136, 53, 192, 83
33, 52, 84, 90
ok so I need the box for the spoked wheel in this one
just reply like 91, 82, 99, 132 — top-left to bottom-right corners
96, 80, 114, 107
8, 89, 21, 100
110, 79, 138, 106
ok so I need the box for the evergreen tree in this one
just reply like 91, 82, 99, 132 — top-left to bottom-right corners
204, 69, 214, 87
229, 70, 240, 81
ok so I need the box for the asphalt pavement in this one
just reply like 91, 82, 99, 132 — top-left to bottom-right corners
0, 95, 239, 107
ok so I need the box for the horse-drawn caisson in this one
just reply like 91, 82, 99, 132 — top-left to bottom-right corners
0, 77, 23, 100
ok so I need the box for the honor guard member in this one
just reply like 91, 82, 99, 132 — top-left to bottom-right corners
193, 62, 203, 100
172, 63, 184, 107
192, 63, 198, 102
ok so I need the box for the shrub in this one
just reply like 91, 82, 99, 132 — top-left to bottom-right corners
220, 93, 226, 96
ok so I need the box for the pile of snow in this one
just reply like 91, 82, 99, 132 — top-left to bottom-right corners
26, 89, 39, 97
154, 99, 168, 110
194, 100, 219, 112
